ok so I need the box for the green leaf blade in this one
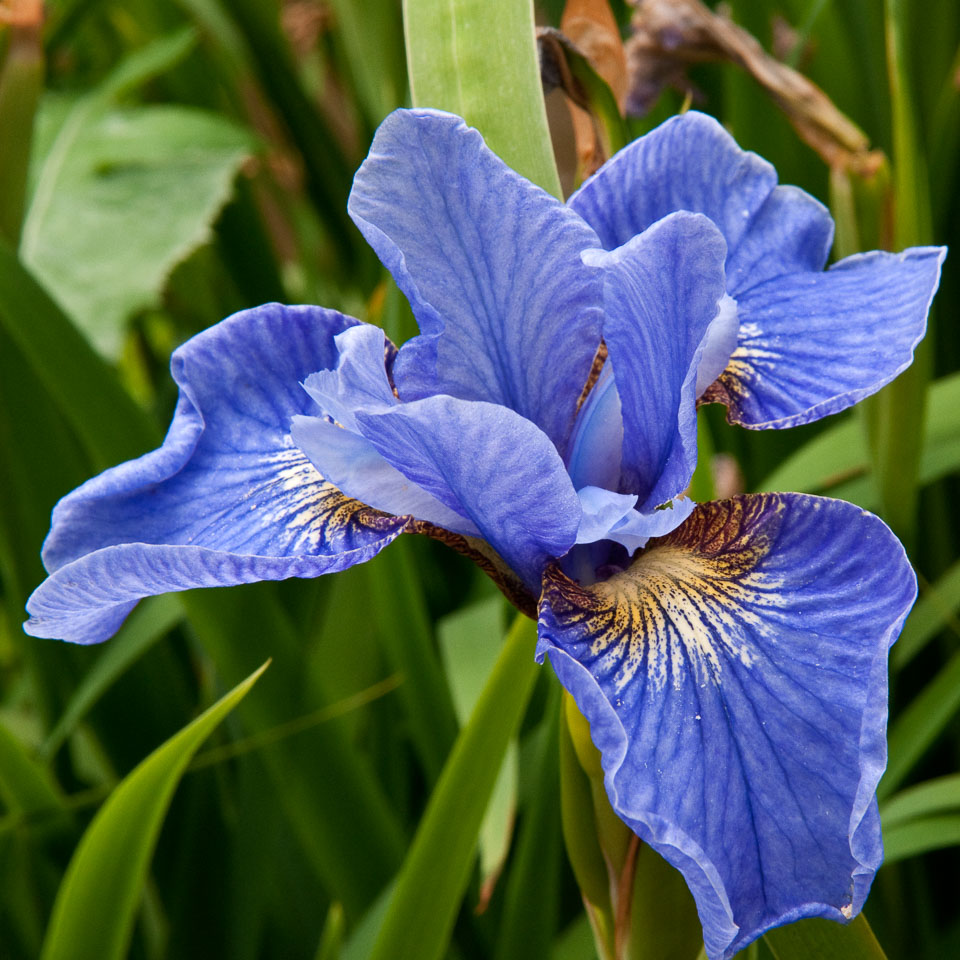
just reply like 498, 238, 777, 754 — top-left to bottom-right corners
39, 661, 269, 960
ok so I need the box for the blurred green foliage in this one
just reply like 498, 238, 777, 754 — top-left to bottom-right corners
0, 1, 958, 958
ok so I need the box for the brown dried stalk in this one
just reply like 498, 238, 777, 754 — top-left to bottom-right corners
626, 0, 884, 176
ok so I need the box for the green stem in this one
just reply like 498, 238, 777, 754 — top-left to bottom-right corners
368, 612, 539, 960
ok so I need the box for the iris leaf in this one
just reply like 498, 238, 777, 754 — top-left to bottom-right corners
891, 557, 960, 670
39, 596, 185, 762
23, 102, 252, 358
881, 773, 960, 828
402, 0, 562, 197
882, 649, 960, 798
764, 914, 888, 960
38, 661, 268, 960
0, 237, 159, 471
367, 613, 540, 960
882, 814, 960, 864
438, 595, 516, 887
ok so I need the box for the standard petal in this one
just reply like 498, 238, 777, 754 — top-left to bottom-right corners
348, 108, 603, 453
581, 212, 727, 508
569, 111, 777, 256
28, 304, 407, 643
354, 395, 582, 590
537, 494, 915, 959
702, 246, 947, 428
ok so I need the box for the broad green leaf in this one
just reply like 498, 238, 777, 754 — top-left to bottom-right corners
22, 28, 198, 259
0, 237, 158, 470
40, 595, 185, 762
765, 914, 888, 960
403, 0, 562, 197
24, 103, 251, 357
891, 557, 960, 670
368, 613, 540, 960
439, 595, 516, 887
881, 774, 960, 828
882, 814, 960, 864
39, 661, 269, 960
882, 649, 960, 798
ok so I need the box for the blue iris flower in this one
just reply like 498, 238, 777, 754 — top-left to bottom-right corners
25, 109, 945, 959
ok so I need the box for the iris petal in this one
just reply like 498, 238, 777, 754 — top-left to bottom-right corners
582, 212, 727, 508
26, 304, 406, 643
703, 246, 947, 428
354, 395, 582, 590
568, 111, 777, 256
348, 108, 603, 454
537, 493, 915, 959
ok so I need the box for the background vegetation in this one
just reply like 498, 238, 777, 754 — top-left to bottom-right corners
0, 1, 958, 958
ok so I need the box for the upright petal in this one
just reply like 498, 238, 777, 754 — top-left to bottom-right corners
582, 212, 727, 508
354, 395, 582, 590
569, 112, 835, 293
26, 304, 407, 643
537, 494, 915, 959
348, 108, 603, 454
569, 112, 777, 256
702, 246, 947, 428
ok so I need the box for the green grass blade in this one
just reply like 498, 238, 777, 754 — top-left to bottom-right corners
860, 0, 936, 543
493, 684, 562, 960
0, 723, 65, 821
39, 661, 269, 960
367, 538, 458, 784
882, 814, 960, 864
881, 774, 960, 828
403, 0, 562, 196
368, 612, 540, 960
882, 649, 960, 798
765, 914, 888, 960
891, 558, 960, 670
182, 586, 405, 918
39, 596, 185, 762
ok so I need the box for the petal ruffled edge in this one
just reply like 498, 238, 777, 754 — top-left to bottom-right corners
702, 246, 947, 429
537, 493, 915, 958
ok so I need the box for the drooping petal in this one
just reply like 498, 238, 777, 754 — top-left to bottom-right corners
582, 212, 727, 508
702, 246, 947, 428
26, 304, 407, 643
353, 395, 582, 590
290, 415, 479, 537
348, 108, 603, 454
293, 321, 481, 536
568, 111, 778, 257
537, 493, 915, 960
